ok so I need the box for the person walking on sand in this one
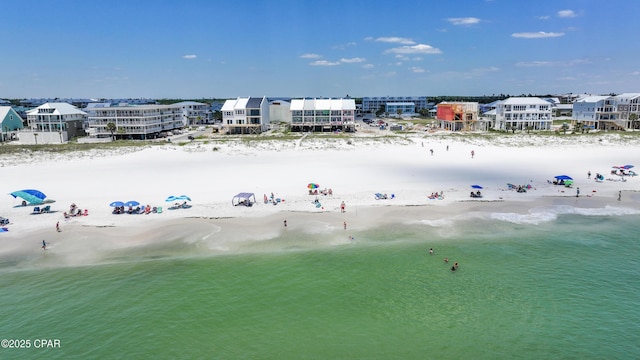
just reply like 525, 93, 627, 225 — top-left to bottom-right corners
56, 221, 60, 232
41, 240, 46, 250
283, 219, 287, 227
576, 187, 580, 197
430, 149, 434, 156
618, 190, 622, 201
471, 150, 475, 159
340, 201, 346, 213
343, 221, 347, 230
588, 170, 591, 179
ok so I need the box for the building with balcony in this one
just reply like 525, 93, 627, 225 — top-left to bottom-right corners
221, 97, 270, 134
386, 102, 416, 117
290, 98, 355, 132
494, 97, 552, 131
436, 102, 480, 131
174, 101, 211, 126
572, 96, 618, 130
22, 102, 87, 144
362, 96, 428, 114
612, 93, 640, 130
86, 104, 183, 140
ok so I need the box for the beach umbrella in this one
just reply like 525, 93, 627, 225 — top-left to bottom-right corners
622, 165, 634, 169
471, 185, 483, 189
176, 195, 191, 201
307, 183, 319, 189
165, 195, 179, 202
554, 175, 573, 180
124, 200, 140, 207
10, 189, 47, 205
109, 201, 125, 207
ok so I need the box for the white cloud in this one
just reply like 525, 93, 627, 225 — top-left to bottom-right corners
182, 54, 197, 59
340, 57, 366, 63
410, 67, 425, 73
516, 61, 553, 67
447, 17, 481, 26
309, 60, 341, 66
557, 9, 577, 18
300, 53, 321, 59
632, 71, 640, 76
362, 64, 374, 69
374, 37, 416, 45
385, 44, 442, 55
511, 32, 565, 39
537, 15, 550, 20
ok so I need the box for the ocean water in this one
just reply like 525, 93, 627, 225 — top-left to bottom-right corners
1, 207, 639, 359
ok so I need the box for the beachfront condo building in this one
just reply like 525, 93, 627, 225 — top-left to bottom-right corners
221, 97, 270, 134
173, 101, 211, 126
290, 98, 356, 132
572, 96, 617, 131
86, 104, 183, 140
22, 102, 87, 144
436, 102, 481, 131
362, 96, 428, 114
494, 97, 553, 131
611, 93, 640, 130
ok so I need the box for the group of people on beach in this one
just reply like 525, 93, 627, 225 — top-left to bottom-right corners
429, 248, 459, 272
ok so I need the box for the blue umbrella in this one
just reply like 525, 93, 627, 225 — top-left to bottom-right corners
176, 195, 191, 201
110, 201, 125, 207
554, 175, 573, 180
165, 195, 179, 202
10, 189, 47, 205
471, 185, 483, 189
124, 200, 140, 207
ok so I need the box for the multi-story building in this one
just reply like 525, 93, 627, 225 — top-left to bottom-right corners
86, 104, 183, 139
436, 102, 480, 131
174, 101, 211, 126
221, 97, 270, 134
494, 97, 552, 131
572, 96, 617, 130
362, 96, 428, 114
23, 102, 87, 144
386, 102, 416, 117
290, 98, 355, 132
612, 93, 640, 130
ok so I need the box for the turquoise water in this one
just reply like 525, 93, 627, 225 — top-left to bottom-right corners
1, 211, 639, 359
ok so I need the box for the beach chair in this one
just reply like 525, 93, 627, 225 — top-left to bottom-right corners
32, 206, 41, 214
156, 206, 163, 214
42, 205, 51, 213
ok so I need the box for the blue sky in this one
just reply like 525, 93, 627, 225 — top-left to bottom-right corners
2, 0, 639, 99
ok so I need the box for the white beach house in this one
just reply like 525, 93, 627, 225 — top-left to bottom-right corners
173, 101, 211, 126
494, 97, 552, 131
612, 93, 640, 130
572, 95, 617, 131
23, 102, 87, 144
290, 98, 355, 132
221, 97, 270, 134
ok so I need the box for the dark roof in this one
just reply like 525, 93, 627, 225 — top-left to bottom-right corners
246, 97, 262, 108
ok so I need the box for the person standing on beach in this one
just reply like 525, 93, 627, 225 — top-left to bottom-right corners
41, 240, 46, 250
618, 191, 622, 201
430, 149, 434, 156
343, 221, 347, 230
471, 150, 475, 159
283, 219, 287, 227
588, 170, 591, 179
56, 221, 60, 232
576, 187, 580, 197
340, 201, 346, 213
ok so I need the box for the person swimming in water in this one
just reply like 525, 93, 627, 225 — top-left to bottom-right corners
429, 248, 434, 255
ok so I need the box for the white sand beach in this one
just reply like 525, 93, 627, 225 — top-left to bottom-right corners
2, 132, 640, 264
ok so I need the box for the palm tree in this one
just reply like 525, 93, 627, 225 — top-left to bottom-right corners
106, 122, 116, 140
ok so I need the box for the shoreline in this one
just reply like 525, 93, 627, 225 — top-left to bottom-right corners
1, 134, 639, 266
